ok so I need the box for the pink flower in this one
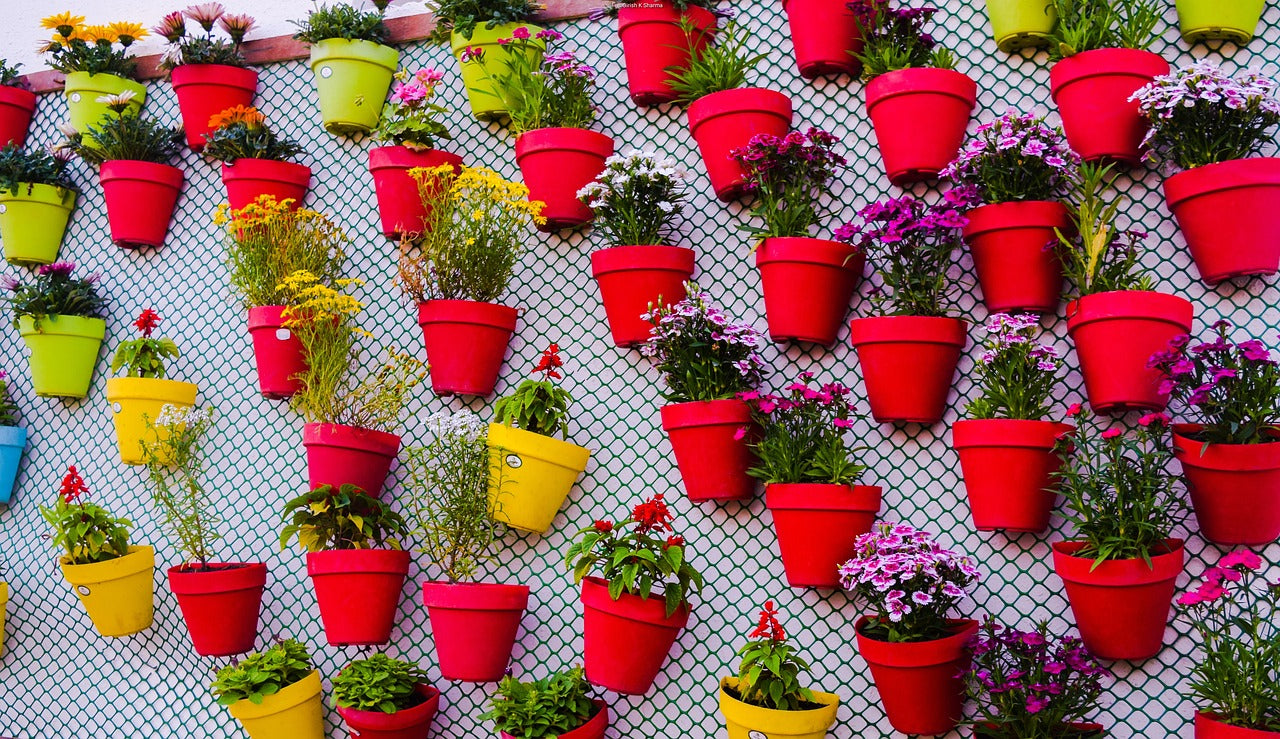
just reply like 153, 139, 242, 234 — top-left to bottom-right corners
1066, 402, 1083, 417
1138, 412, 1170, 427
1177, 590, 1207, 606
757, 399, 776, 414
1221, 550, 1263, 570
833, 418, 854, 429
511, 25, 531, 39
1101, 428, 1122, 440
733, 426, 748, 441
390, 82, 427, 105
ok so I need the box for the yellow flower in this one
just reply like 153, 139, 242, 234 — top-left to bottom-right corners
109, 21, 148, 46
41, 12, 85, 37
81, 25, 114, 43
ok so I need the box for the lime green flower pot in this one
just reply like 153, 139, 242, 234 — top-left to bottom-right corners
63, 71, 145, 134
17, 315, 106, 399
0, 183, 76, 265
450, 23, 545, 121
308, 39, 399, 135
1175, 0, 1265, 44
985, 0, 1057, 52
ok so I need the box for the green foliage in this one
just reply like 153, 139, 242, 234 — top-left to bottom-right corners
333, 654, 430, 714
292, 2, 391, 44
42, 37, 138, 78
0, 144, 77, 194
426, 0, 541, 43
211, 639, 314, 706
966, 314, 1063, 421
142, 406, 221, 568
668, 18, 766, 105
480, 667, 597, 738
374, 68, 453, 149
851, 2, 957, 80
3, 264, 106, 326
202, 111, 305, 164
40, 467, 131, 566
0, 372, 21, 427
731, 602, 817, 712
111, 337, 179, 379
279, 484, 409, 551
220, 199, 347, 310
154, 8, 255, 70
470, 29, 596, 136
1049, 0, 1161, 58
1054, 163, 1154, 298
493, 344, 573, 438
0, 61, 25, 87
743, 375, 865, 485
69, 111, 182, 166
577, 151, 690, 247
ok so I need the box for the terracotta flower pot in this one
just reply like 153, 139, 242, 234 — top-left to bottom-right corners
0, 85, 37, 148
515, 127, 614, 231
952, 419, 1074, 533
416, 299, 517, 397
487, 423, 591, 534
756, 237, 865, 346
660, 399, 757, 502
616, 2, 716, 106
338, 684, 440, 739
687, 87, 793, 201
421, 581, 528, 682
580, 576, 690, 695
765, 483, 882, 588
303, 422, 400, 498
1065, 290, 1193, 414
591, 245, 695, 347
170, 64, 258, 151
247, 306, 307, 399
167, 562, 267, 657
367, 146, 463, 239
500, 700, 610, 739
848, 315, 968, 424
972, 722, 1106, 737
854, 616, 979, 735
1172, 425, 1280, 546
221, 158, 311, 212
105, 376, 199, 465
99, 160, 184, 248
781, 0, 863, 78
1051, 539, 1184, 660
227, 669, 324, 739
308, 549, 411, 646
59, 545, 155, 638
1195, 711, 1280, 738
719, 676, 840, 738
1050, 48, 1170, 165
865, 67, 977, 186
1164, 158, 1280, 285
962, 200, 1070, 314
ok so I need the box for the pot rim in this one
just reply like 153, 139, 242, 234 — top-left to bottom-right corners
580, 575, 691, 628
660, 397, 752, 428
421, 580, 530, 610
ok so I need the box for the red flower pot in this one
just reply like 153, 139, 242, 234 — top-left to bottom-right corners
782, 0, 863, 79
591, 245, 695, 347
865, 68, 977, 186
687, 87, 793, 202
617, 3, 717, 106
659, 399, 756, 502
848, 315, 968, 424
167, 562, 268, 657
416, 300, 517, 397
1195, 712, 1280, 738
0, 86, 37, 148
972, 722, 1106, 737
307, 549, 411, 646
337, 683, 440, 739
1050, 48, 1170, 165
221, 158, 312, 212
1051, 539, 1184, 660
757, 236, 864, 346
246, 305, 307, 399
303, 422, 401, 498
765, 483, 882, 588
952, 419, 1074, 533
1172, 425, 1280, 546
1164, 158, 1280, 285
962, 200, 1070, 314
855, 616, 979, 735
1065, 290, 1193, 414
170, 64, 258, 151
500, 700, 609, 739
515, 127, 614, 232
580, 576, 690, 695
368, 146, 463, 239
421, 581, 528, 682
99, 160, 184, 249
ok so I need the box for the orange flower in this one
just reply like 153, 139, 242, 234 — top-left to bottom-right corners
208, 104, 265, 131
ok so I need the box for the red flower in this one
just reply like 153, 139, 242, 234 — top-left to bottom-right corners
748, 600, 786, 642
631, 493, 674, 534
532, 342, 564, 380
593, 520, 613, 533
1101, 428, 1122, 440
1138, 412, 1171, 427
133, 308, 160, 337
663, 535, 685, 549
1065, 402, 1083, 418
59, 465, 89, 503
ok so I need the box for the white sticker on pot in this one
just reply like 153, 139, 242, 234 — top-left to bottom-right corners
275, 328, 291, 341
319, 66, 333, 78
77, 586, 90, 596
70, 92, 81, 103
505, 454, 522, 469
748, 732, 767, 739
112, 402, 122, 413
0, 204, 6, 214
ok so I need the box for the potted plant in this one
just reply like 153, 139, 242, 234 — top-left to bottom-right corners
565, 492, 705, 694
731, 127, 861, 345
1050, 407, 1186, 660
39, 13, 147, 133
641, 283, 769, 501
838, 521, 981, 735
0, 371, 25, 505
953, 313, 1072, 533
203, 105, 310, 211
839, 193, 969, 424
489, 343, 591, 534
603, 0, 717, 106
406, 411, 529, 682
741, 373, 881, 588
1133, 62, 1280, 285
368, 66, 460, 240
470, 27, 613, 232
1174, 0, 1264, 45
40, 465, 155, 637
398, 164, 544, 396
0, 61, 36, 148
334, 653, 441, 739
582, 149, 695, 347
943, 111, 1079, 314
1149, 321, 1280, 545
219, 196, 346, 399
280, 483, 412, 646
104, 309, 198, 465
142, 404, 268, 656
962, 619, 1108, 737
852, 0, 976, 186
782, 0, 864, 79
669, 18, 791, 202
63, 94, 184, 249
1176, 550, 1280, 738
1047, 0, 1166, 165
985, 0, 1058, 52
154, 6, 258, 151
280, 271, 424, 497
211, 638, 324, 739
292, 1, 398, 135
481, 666, 610, 738
1057, 164, 1193, 414
717, 601, 840, 738
0, 144, 78, 266
426, 0, 543, 120
3, 263, 107, 399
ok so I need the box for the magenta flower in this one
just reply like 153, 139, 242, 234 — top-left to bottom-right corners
1100, 428, 1122, 440
1220, 550, 1262, 570
511, 25, 531, 39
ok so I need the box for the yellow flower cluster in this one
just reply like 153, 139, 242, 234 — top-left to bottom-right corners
277, 271, 368, 333
214, 194, 316, 229
41, 13, 147, 47
453, 166, 547, 225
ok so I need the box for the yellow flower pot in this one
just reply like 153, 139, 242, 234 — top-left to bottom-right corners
105, 377, 198, 465
487, 423, 590, 534
63, 71, 145, 135
718, 677, 840, 739
228, 669, 325, 739
308, 38, 399, 134
0, 581, 8, 657
59, 545, 155, 637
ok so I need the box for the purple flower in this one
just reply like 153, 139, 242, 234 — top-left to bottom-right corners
37, 262, 75, 278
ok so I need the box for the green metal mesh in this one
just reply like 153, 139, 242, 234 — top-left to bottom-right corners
0, 1, 1276, 737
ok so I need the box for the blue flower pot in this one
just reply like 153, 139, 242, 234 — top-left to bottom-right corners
0, 425, 28, 504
